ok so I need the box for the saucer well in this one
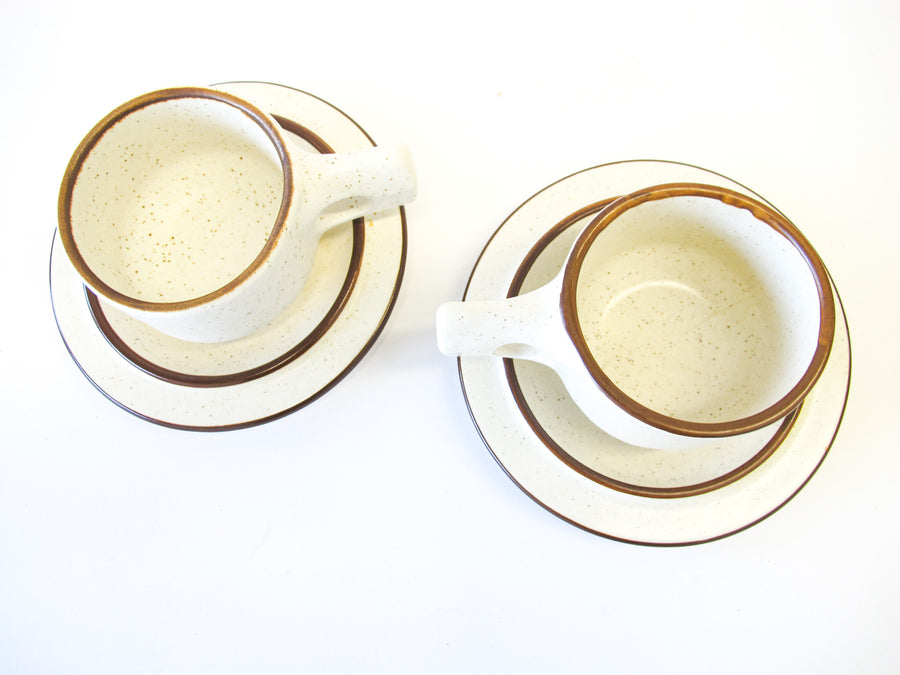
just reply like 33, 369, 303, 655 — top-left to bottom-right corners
457, 160, 850, 545
50, 81, 407, 430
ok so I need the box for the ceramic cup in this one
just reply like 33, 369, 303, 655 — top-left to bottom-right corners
58, 87, 416, 343
437, 183, 836, 450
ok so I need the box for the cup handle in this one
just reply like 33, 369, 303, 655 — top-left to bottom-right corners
436, 278, 567, 367
291, 142, 417, 233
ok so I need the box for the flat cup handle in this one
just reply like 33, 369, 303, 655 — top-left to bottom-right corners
292, 143, 417, 233
436, 280, 564, 363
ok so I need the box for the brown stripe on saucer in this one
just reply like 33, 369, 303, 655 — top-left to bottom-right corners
88, 118, 365, 388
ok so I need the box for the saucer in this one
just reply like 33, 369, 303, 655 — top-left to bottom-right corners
457, 160, 850, 545
50, 81, 407, 430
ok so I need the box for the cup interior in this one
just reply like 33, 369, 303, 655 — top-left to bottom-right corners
563, 184, 834, 436
60, 90, 287, 307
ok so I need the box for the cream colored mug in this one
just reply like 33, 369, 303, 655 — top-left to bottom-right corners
437, 183, 835, 450
59, 87, 416, 343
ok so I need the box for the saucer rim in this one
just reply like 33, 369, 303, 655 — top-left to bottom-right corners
49, 80, 408, 431
456, 159, 851, 546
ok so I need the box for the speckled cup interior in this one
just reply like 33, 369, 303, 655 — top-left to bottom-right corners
563, 184, 834, 433
62, 92, 286, 305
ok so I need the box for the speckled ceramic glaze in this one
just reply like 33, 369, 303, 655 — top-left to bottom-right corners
59, 87, 416, 343
50, 81, 409, 429
438, 183, 835, 451
455, 160, 850, 544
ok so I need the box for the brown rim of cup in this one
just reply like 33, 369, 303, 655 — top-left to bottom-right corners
503, 198, 800, 498
86, 116, 365, 388
560, 182, 837, 439
57, 87, 292, 313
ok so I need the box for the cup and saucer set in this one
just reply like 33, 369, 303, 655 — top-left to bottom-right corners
51, 82, 414, 430
50, 82, 850, 545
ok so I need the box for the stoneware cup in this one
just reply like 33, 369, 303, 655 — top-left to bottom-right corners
59, 87, 417, 343
437, 183, 836, 451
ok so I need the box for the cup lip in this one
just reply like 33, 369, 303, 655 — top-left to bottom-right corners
560, 182, 837, 439
57, 86, 293, 313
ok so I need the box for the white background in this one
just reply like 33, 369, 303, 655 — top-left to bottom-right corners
2, 1, 898, 672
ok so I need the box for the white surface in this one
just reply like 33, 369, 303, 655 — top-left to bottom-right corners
1, 1, 897, 673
